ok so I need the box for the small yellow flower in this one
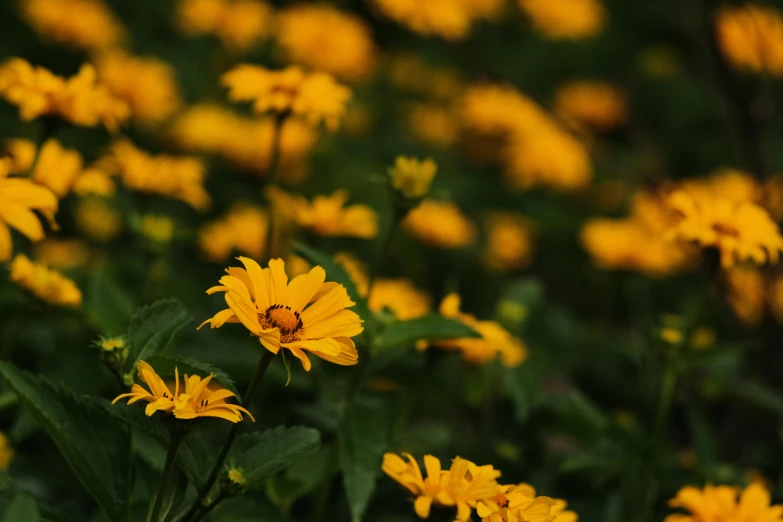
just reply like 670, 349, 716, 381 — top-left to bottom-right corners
333, 252, 369, 297
0, 433, 14, 472
199, 257, 364, 371
35, 239, 89, 270
691, 327, 716, 350
369, 278, 431, 320
404, 200, 476, 249
390, 156, 437, 199
7, 139, 84, 198
73, 168, 116, 198
266, 187, 378, 239
199, 204, 268, 263
716, 5, 783, 76
382, 453, 451, 518
9, 254, 82, 308
371, 0, 503, 40
221, 65, 352, 131
100, 338, 125, 351
227, 467, 246, 485
660, 327, 684, 345
484, 213, 534, 271
113, 361, 253, 423
74, 198, 122, 242
21, 0, 125, 50
554, 81, 626, 131
665, 483, 783, 522
176, 0, 274, 52
139, 215, 175, 244
444, 458, 504, 521
0, 158, 58, 262
724, 265, 765, 326
519, 0, 605, 40
407, 104, 459, 148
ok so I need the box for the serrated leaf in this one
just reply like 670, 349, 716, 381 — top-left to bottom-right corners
3, 492, 40, 522
144, 356, 239, 397
339, 393, 397, 522
373, 315, 479, 350
86, 268, 135, 337
124, 300, 192, 375
0, 363, 129, 522
227, 426, 320, 489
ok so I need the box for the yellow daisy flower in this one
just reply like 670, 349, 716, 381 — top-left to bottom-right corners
199, 204, 268, 263
382, 453, 451, 518
7, 138, 83, 198
176, 0, 274, 53
665, 483, 783, 522
477, 483, 557, 522
35, 239, 89, 270
518, 0, 605, 40
113, 361, 253, 423
21, 0, 125, 51
404, 200, 476, 249
72, 168, 116, 197
716, 5, 783, 76
390, 156, 437, 199
484, 213, 534, 272
368, 278, 431, 320
9, 254, 82, 308
444, 458, 503, 521
199, 257, 364, 371
554, 81, 626, 131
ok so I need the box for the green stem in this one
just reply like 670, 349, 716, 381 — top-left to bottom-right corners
264, 114, 286, 259
125, 426, 134, 522
149, 428, 184, 522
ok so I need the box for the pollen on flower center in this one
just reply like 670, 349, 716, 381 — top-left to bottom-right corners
261, 304, 304, 341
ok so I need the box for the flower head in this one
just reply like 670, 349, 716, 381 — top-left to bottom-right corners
382, 453, 452, 518
199, 204, 268, 263
221, 65, 352, 131
74, 198, 122, 242
404, 200, 476, 249
139, 215, 176, 244
200, 257, 364, 371
554, 81, 626, 131
390, 156, 437, 199
266, 187, 378, 239
484, 213, 534, 271
665, 483, 783, 522
9, 254, 82, 308
519, 0, 605, 40
176, 0, 273, 52
113, 361, 253, 423
716, 5, 783, 76
369, 278, 431, 320
21, 0, 125, 50
371, 0, 503, 40
477, 484, 558, 522
445, 458, 504, 520
7, 139, 83, 198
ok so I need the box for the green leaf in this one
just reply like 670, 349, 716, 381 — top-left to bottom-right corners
0, 363, 129, 522
86, 268, 135, 337
228, 426, 320, 489
373, 315, 479, 350
144, 356, 239, 397
339, 393, 397, 522
3, 492, 40, 522
124, 300, 192, 374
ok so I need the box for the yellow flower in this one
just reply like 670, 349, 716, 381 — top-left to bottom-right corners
0, 59, 130, 131
221, 65, 352, 131
113, 361, 253, 423
724, 265, 765, 326
404, 200, 476, 249
390, 156, 437, 199
200, 257, 364, 371
176, 0, 273, 52
21, 0, 125, 50
73, 168, 116, 197
199, 204, 268, 263
74, 198, 122, 242
518, 0, 605, 40
139, 215, 175, 244
554, 82, 626, 131
407, 104, 459, 148
102, 140, 210, 211
429, 293, 527, 368
484, 213, 534, 271
0, 433, 13, 472
370, 0, 502, 40
227, 467, 246, 485
478, 483, 566, 522
0, 158, 58, 262
716, 5, 783, 76
461, 84, 545, 136
443, 458, 503, 521
680, 169, 762, 205
382, 453, 449, 518
369, 279, 431, 320
665, 483, 783, 522
7, 139, 84, 198
266, 187, 378, 239
94, 51, 182, 125
276, 5, 376, 82
9, 254, 81, 308
660, 327, 684, 345
100, 338, 125, 351
666, 189, 783, 268
334, 252, 370, 297
35, 239, 89, 270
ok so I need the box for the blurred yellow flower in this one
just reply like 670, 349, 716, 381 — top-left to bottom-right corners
716, 5, 783, 76
461, 84, 544, 135
276, 5, 376, 82
10, 254, 81, 308
404, 200, 476, 249
176, 0, 273, 52
20, 0, 124, 50
0, 433, 13, 472
665, 483, 783, 522
390, 156, 437, 199
681, 168, 762, 205
691, 327, 716, 350
371, 0, 503, 40
0, 59, 130, 131
100, 338, 125, 352
484, 213, 534, 271
200, 257, 364, 371
0, 158, 58, 262
408, 104, 459, 148
554, 81, 626, 131
73, 168, 116, 198
7, 139, 83, 198
369, 278, 431, 320
35, 239, 89, 270
74, 198, 122, 242
113, 361, 253, 423
660, 327, 684, 345
221, 65, 352, 131
666, 189, 783, 268
724, 265, 765, 326
387, 55, 463, 100
266, 187, 378, 239
199, 204, 268, 262
519, 0, 605, 40
94, 51, 182, 125
102, 140, 210, 211
334, 252, 370, 297
139, 215, 175, 244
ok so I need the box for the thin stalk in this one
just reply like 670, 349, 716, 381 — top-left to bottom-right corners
190, 492, 225, 522
264, 114, 286, 259
149, 428, 185, 522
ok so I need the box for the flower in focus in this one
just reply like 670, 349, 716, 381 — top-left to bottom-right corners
9, 254, 82, 308
724, 265, 765, 326
477, 484, 557, 522
427, 293, 527, 368
404, 200, 476, 249
484, 213, 534, 271
74, 198, 122, 242
0, 433, 13, 472
6, 139, 83, 198
266, 187, 378, 239
407, 104, 459, 148
371, 0, 504, 40
36, 239, 89, 270
0, 158, 58, 262
276, 5, 376, 82
554, 81, 626, 131
94, 51, 182, 125
221, 65, 352, 131
102, 140, 210, 211
369, 279, 431, 320
716, 5, 783, 76
0, 59, 130, 131
176, 0, 273, 52
113, 361, 253, 423
666, 189, 783, 268
200, 257, 364, 371
382, 453, 450, 518
199, 204, 268, 262
664, 483, 783, 522
444, 458, 503, 521
20, 0, 125, 50
390, 156, 438, 199
139, 215, 176, 244
519, 0, 605, 40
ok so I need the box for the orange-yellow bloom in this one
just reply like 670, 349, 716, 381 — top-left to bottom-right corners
369, 279, 431, 320
716, 5, 783, 76
9, 254, 81, 308
370, 0, 503, 40
390, 156, 437, 199
7, 139, 83, 198
113, 361, 253, 423
176, 0, 273, 52
665, 483, 783, 522
519, 0, 605, 40
20, 0, 125, 50
485, 213, 534, 271
477, 483, 558, 522
554, 81, 626, 131
199, 204, 268, 263
383, 453, 450, 518
200, 258, 364, 371
404, 200, 476, 249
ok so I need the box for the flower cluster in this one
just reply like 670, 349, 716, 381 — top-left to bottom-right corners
665, 483, 783, 522
176, 0, 273, 52
199, 204, 268, 263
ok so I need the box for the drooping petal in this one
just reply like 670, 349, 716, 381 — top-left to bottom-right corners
0, 202, 45, 242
